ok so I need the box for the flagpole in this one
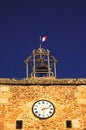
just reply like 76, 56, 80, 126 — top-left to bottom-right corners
40, 36, 42, 48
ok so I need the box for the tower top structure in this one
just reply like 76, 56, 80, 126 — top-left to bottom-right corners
24, 47, 57, 78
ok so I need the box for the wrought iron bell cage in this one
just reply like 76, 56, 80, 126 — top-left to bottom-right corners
24, 47, 57, 78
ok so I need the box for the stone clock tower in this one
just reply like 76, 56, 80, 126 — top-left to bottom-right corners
0, 46, 86, 130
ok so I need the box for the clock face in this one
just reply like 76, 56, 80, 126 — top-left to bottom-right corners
32, 99, 55, 119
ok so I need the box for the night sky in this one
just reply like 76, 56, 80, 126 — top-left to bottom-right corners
0, 0, 86, 78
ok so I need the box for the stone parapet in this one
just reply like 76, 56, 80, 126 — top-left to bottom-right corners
0, 78, 86, 85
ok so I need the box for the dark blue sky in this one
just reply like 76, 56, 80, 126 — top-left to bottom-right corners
0, 0, 86, 78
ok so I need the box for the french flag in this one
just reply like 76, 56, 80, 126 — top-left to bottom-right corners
42, 36, 47, 42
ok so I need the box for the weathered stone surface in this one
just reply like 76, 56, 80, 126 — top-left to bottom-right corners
0, 78, 86, 130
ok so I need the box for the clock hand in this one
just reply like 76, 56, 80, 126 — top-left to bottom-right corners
42, 109, 45, 118
41, 107, 49, 111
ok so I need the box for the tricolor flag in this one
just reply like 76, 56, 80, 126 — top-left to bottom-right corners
42, 36, 47, 42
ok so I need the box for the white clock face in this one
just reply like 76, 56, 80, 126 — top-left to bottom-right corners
32, 99, 55, 119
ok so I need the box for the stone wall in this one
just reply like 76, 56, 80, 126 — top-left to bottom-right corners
0, 78, 86, 130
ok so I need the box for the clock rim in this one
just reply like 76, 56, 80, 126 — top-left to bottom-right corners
32, 99, 55, 119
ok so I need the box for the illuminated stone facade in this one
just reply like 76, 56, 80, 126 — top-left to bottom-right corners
0, 78, 86, 130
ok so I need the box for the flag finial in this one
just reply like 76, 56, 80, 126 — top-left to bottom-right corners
40, 36, 42, 48
40, 36, 47, 48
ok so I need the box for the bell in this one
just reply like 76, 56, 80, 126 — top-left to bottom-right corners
36, 62, 48, 73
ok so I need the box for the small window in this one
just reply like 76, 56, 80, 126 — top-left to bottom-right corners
66, 120, 72, 128
16, 120, 22, 129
